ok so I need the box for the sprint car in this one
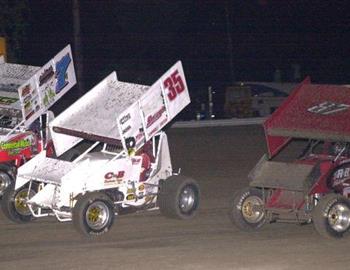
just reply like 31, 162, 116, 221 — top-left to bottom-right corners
230, 78, 350, 239
0, 45, 76, 197
1, 61, 200, 236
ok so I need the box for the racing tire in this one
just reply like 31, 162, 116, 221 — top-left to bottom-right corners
312, 193, 350, 239
158, 175, 200, 219
73, 192, 115, 236
1, 183, 36, 223
0, 168, 14, 198
229, 187, 266, 231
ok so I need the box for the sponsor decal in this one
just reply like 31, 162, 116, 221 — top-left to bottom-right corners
308, 101, 350, 115
333, 167, 350, 186
104, 171, 125, 185
23, 94, 32, 104
42, 86, 56, 107
126, 194, 135, 200
138, 184, 145, 191
0, 96, 18, 105
122, 125, 131, 135
20, 84, 31, 97
19, 83, 40, 119
135, 131, 144, 141
149, 128, 157, 136
24, 100, 32, 110
0, 139, 32, 156
25, 110, 35, 120
146, 106, 166, 128
0, 139, 31, 151
120, 113, 131, 125
135, 131, 146, 149
55, 53, 71, 93
39, 66, 54, 86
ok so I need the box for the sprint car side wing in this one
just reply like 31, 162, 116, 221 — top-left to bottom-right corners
117, 61, 190, 152
17, 45, 76, 127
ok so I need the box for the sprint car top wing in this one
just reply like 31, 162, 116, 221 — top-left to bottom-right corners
264, 78, 350, 157
50, 72, 150, 151
50, 61, 190, 156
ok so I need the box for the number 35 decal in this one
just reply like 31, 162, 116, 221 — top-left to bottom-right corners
163, 70, 185, 101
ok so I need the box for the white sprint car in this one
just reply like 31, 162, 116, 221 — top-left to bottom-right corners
1, 61, 200, 236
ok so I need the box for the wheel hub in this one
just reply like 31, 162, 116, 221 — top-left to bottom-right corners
85, 201, 110, 230
242, 195, 264, 223
179, 186, 196, 213
14, 189, 35, 216
328, 203, 350, 232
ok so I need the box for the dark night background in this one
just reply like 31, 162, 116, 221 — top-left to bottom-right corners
2, 0, 350, 119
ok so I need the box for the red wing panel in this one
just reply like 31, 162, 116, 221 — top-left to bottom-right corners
264, 79, 350, 157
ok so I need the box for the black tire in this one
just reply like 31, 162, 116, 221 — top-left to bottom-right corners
0, 168, 14, 198
158, 175, 200, 219
229, 187, 266, 231
312, 193, 350, 239
72, 192, 115, 236
1, 183, 36, 223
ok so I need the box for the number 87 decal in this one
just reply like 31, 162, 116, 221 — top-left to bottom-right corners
163, 70, 185, 101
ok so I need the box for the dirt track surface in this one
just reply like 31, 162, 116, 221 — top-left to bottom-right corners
1, 125, 350, 270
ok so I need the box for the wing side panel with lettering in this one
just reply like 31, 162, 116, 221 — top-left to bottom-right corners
18, 44, 76, 127
118, 61, 189, 151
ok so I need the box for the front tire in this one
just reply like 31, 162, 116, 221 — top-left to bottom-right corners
312, 194, 350, 239
72, 192, 115, 236
1, 184, 36, 223
0, 170, 14, 198
158, 175, 200, 219
229, 187, 266, 231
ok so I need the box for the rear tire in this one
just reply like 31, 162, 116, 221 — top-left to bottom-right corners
312, 193, 350, 239
73, 192, 115, 236
1, 183, 36, 223
229, 187, 266, 231
158, 175, 200, 219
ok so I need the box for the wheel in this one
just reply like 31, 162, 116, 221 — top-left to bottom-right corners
0, 169, 14, 198
312, 193, 350, 239
72, 192, 115, 236
158, 175, 200, 219
1, 183, 36, 223
229, 187, 266, 231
